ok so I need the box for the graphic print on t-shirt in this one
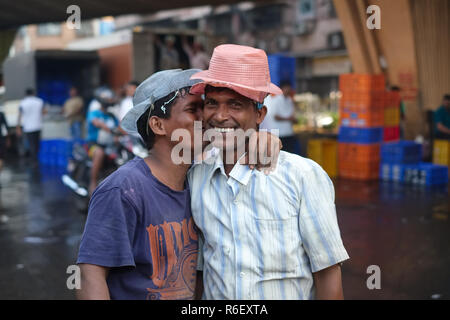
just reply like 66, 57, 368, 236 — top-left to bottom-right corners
146, 217, 198, 300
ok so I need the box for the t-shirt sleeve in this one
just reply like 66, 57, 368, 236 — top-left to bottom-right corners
298, 161, 349, 273
77, 187, 138, 268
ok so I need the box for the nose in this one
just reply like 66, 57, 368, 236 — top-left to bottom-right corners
213, 104, 230, 123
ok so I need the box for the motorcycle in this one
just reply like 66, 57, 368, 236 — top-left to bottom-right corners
61, 129, 148, 213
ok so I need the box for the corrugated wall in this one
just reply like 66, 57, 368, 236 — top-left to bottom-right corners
411, 0, 450, 110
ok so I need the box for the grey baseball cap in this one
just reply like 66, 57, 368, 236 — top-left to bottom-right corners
121, 68, 202, 136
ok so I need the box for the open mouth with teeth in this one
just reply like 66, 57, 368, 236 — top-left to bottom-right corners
213, 127, 236, 133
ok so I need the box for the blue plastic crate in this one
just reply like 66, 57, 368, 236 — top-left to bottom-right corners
403, 163, 448, 186
381, 141, 422, 164
338, 126, 383, 144
379, 163, 412, 182
268, 54, 296, 89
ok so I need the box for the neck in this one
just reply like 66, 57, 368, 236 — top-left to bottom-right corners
145, 141, 191, 191
223, 146, 246, 176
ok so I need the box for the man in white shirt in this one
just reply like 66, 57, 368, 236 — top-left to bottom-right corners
16, 88, 46, 164
188, 44, 349, 300
118, 81, 139, 121
261, 80, 300, 154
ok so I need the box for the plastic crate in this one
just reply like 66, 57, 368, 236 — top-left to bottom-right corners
383, 126, 400, 142
340, 110, 384, 128
384, 107, 400, 126
339, 74, 385, 92
403, 163, 448, 186
338, 143, 380, 163
268, 54, 296, 89
307, 139, 338, 178
384, 91, 401, 108
39, 139, 72, 167
338, 127, 383, 144
340, 92, 385, 112
379, 163, 411, 182
339, 160, 380, 180
433, 139, 450, 166
381, 141, 422, 164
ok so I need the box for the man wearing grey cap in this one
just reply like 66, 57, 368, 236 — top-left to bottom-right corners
76, 69, 280, 300
76, 69, 204, 300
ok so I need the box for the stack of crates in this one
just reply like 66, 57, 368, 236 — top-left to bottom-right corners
380, 141, 448, 186
338, 74, 385, 180
433, 140, 450, 167
307, 139, 338, 178
383, 91, 401, 141
267, 54, 296, 89
380, 141, 422, 182
39, 139, 75, 169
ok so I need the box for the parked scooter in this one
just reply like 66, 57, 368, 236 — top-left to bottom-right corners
61, 130, 147, 213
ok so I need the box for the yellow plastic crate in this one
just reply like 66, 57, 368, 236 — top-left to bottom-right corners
307, 139, 338, 178
433, 139, 450, 166
384, 107, 400, 126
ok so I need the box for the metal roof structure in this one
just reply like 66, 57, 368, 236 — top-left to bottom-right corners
0, 0, 270, 29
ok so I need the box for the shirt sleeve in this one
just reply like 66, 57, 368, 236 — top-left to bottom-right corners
77, 187, 138, 268
299, 161, 349, 272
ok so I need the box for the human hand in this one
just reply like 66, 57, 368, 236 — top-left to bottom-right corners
240, 130, 282, 175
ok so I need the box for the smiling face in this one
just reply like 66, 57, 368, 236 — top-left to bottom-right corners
203, 87, 267, 152
159, 92, 204, 152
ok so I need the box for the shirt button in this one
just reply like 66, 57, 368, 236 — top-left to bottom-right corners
240, 272, 245, 278
233, 199, 238, 204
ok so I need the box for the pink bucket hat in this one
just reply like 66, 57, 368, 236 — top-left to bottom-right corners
190, 44, 282, 103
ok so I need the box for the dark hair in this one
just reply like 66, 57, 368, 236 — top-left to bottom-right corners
204, 85, 260, 110
280, 80, 292, 88
443, 94, 450, 101
137, 86, 191, 149
25, 88, 35, 96
391, 86, 400, 91
129, 80, 140, 87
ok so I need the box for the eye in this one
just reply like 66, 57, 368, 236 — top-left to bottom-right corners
204, 99, 217, 107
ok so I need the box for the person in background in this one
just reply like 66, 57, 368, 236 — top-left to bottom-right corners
434, 94, 450, 140
86, 87, 119, 195
63, 86, 84, 140
16, 88, 46, 165
118, 81, 139, 122
0, 110, 9, 185
156, 35, 180, 70
261, 80, 300, 154
182, 36, 210, 70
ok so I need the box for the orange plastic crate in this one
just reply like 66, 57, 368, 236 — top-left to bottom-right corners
338, 143, 380, 163
340, 110, 384, 127
339, 160, 380, 180
384, 91, 401, 108
339, 74, 385, 92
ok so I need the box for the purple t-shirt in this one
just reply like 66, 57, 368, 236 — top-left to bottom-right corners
77, 157, 199, 300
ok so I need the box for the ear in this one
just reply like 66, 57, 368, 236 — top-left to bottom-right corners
149, 116, 166, 136
255, 105, 267, 125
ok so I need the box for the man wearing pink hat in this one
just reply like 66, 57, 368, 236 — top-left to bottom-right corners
188, 44, 349, 300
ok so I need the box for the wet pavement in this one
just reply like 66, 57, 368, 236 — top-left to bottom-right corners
0, 156, 449, 300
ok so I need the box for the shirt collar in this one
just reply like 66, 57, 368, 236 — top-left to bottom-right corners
207, 150, 253, 186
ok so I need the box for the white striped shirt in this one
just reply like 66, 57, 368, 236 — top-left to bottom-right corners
188, 150, 349, 300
